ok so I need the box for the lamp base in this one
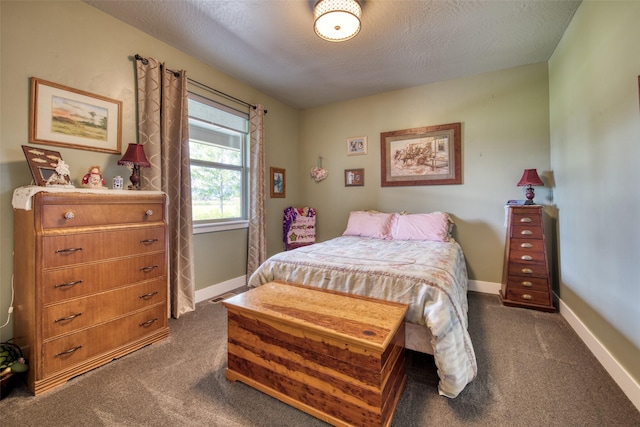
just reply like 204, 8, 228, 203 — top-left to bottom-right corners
128, 165, 141, 190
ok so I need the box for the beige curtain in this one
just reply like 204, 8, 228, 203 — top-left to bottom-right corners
247, 105, 266, 280
136, 56, 195, 318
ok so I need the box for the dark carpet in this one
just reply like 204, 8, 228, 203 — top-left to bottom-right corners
1, 292, 638, 426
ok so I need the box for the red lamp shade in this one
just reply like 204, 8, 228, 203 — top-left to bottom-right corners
516, 169, 544, 204
117, 143, 150, 168
118, 143, 150, 190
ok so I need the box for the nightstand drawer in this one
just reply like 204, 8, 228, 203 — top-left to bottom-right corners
511, 211, 542, 227
508, 263, 548, 278
510, 225, 542, 239
505, 276, 549, 292
510, 238, 545, 252
508, 250, 545, 264
504, 288, 550, 306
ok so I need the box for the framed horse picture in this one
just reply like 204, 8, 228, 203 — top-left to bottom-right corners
380, 122, 461, 186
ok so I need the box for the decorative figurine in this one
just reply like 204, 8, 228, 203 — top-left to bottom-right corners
81, 165, 107, 189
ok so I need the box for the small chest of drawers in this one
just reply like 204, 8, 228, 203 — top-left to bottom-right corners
13, 190, 169, 395
500, 205, 555, 312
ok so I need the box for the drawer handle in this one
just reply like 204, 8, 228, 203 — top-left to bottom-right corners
145, 209, 154, 216
521, 268, 533, 274
521, 255, 533, 261
520, 230, 533, 235
140, 291, 159, 300
520, 243, 533, 248
521, 281, 533, 287
522, 294, 533, 301
64, 211, 75, 220
54, 312, 83, 323
55, 345, 83, 357
519, 217, 532, 223
54, 279, 83, 289
55, 247, 83, 254
140, 265, 159, 272
139, 317, 158, 327
140, 238, 159, 244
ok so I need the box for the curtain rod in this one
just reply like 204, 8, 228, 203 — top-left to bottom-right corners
134, 54, 267, 114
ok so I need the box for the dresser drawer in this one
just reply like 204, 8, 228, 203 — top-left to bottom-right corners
505, 276, 549, 292
43, 227, 166, 268
508, 249, 545, 264
510, 211, 542, 227
43, 279, 167, 339
37, 193, 165, 229
504, 288, 550, 306
42, 253, 166, 304
509, 238, 545, 252
508, 263, 548, 279
510, 225, 543, 239
41, 304, 166, 377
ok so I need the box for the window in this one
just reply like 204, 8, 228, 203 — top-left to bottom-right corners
188, 93, 249, 233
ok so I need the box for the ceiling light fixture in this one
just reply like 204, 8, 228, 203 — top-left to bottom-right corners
314, 0, 362, 43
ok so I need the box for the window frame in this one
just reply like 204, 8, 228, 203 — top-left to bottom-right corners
188, 92, 250, 234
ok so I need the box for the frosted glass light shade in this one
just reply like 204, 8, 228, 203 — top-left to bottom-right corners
314, 0, 362, 42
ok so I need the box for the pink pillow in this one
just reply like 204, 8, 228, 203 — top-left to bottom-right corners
342, 211, 396, 240
392, 212, 451, 241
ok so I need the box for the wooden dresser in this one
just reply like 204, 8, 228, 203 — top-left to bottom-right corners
500, 205, 555, 312
13, 190, 169, 395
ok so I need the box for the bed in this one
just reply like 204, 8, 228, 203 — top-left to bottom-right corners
247, 211, 477, 398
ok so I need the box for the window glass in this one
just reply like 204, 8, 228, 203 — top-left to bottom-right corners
188, 93, 249, 230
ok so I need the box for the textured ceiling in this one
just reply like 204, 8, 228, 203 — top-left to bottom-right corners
84, 0, 581, 109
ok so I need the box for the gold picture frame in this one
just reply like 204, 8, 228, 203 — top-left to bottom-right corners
29, 77, 122, 154
270, 167, 286, 198
346, 136, 367, 156
381, 122, 462, 186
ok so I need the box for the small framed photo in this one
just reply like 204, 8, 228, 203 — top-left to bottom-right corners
30, 77, 122, 154
270, 167, 286, 198
346, 136, 367, 156
22, 145, 71, 186
345, 168, 364, 187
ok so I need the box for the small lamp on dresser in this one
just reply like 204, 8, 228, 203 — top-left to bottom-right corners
118, 143, 150, 190
517, 169, 544, 204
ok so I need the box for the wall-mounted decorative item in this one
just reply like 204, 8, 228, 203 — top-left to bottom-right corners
21, 145, 73, 187
381, 122, 461, 186
310, 156, 328, 183
346, 136, 367, 155
29, 77, 122, 154
270, 167, 286, 198
345, 168, 364, 187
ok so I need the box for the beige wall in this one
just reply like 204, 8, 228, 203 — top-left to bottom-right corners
549, 1, 640, 384
298, 63, 552, 283
0, 0, 299, 342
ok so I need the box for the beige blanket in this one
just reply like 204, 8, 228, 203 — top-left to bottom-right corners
248, 235, 477, 398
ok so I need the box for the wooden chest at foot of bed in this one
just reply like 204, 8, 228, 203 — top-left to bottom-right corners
223, 282, 408, 427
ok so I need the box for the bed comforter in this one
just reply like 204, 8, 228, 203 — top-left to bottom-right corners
247, 235, 477, 398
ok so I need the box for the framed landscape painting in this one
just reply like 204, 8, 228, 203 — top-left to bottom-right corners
381, 122, 462, 186
29, 77, 122, 154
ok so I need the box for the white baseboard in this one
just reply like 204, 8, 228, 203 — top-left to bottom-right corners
468, 279, 501, 294
195, 275, 246, 303
558, 298, 640, 412
194, 277, 640, 412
